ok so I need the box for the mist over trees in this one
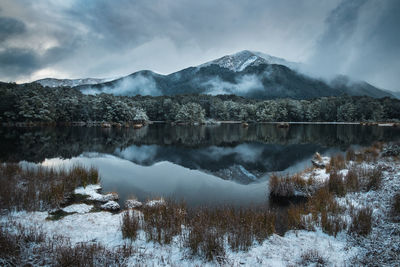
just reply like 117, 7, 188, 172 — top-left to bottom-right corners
0, 82, 399, 124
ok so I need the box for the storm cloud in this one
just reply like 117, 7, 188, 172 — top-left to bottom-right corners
0, 0, 399, 91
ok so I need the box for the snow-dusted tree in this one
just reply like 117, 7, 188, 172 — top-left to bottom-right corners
337, 102, 356, 122
175, 102, 205, 124
133, 107, 149, 122
162, 98, 180, 121
285, 99, 304, 121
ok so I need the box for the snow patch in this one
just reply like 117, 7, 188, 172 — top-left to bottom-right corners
145, 198, 165, 207
101, 201, 120, 211
74, 184, 118, 202
62, 203, 93, 214
125, 199, 143, 209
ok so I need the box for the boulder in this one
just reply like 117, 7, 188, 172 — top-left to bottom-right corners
125, 199, 143, 209
311, 152, 329, 168
100, 201, 120, 211
101, 192, 119, 202
145, 198, 166, 208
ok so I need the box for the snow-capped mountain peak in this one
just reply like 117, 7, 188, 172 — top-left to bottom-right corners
199, 50, 299, 72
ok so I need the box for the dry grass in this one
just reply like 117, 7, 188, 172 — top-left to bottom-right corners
327, 171, 346, 197
121, 210, 139, 240
355, 146, 380, 163
141, 200, 186, 244
0, 163, 99, 211
346, 148, 356, 161
348, 207, 372, 236
299, 249, 327, 266
283, 187, 346, 237
326, 154, 346, 173
269, 173, 310, 198
1, 221, 133, 266
120, 201, 276, 260
345, 164, 382, 192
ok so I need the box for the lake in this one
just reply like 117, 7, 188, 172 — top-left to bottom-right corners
1, 123, 399, 207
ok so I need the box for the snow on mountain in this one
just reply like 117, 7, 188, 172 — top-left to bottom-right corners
35, 77, 117, 88
199, 50, 300, 72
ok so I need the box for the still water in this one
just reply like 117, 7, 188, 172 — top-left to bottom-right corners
1, 123, 399, 206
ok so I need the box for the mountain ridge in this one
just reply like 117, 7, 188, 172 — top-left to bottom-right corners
31, 50, 394, 99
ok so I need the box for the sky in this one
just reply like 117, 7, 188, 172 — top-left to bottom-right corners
0, 0, 399, 91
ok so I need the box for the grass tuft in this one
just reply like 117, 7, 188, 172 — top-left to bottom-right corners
0, 163, 100, 211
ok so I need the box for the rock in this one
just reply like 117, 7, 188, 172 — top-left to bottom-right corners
125, 199, 143, 209
101, 192, 119, 202
145, 198, 166, 208
48, 208, 63, 215
311, 152, 329, 168
277, 122, 289, 128
101, 201, 120, 211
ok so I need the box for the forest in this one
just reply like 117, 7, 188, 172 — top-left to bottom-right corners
1, 82, 400, 124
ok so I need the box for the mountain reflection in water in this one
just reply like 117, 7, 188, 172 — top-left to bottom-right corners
1, 123, 400, 206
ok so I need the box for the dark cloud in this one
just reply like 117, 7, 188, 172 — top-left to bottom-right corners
0, 48, 39, 78
0, 16, 26, 42
307, 0, 400, 91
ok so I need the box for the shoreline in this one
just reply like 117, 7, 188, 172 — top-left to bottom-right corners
1, 142, 399, 265
1, 120, 399, 128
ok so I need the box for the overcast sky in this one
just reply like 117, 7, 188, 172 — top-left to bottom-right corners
0, 0, 399, 91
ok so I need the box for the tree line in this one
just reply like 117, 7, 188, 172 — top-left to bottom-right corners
0, 82, 399, 124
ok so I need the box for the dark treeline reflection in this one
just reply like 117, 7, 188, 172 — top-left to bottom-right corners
1, 124, 399, 182
1, 124, 399, 162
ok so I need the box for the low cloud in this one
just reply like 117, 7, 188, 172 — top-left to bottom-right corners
202, 74, 264, 96
81, 74, 161, 96
307, 0, 400, 91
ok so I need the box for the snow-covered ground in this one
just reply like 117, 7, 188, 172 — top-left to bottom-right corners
1, 210, 358, 266
1, 155, 399, 266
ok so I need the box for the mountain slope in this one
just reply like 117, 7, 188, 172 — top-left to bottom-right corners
37, 50, 394, 99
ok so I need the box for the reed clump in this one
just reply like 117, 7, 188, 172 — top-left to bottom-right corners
121, 210, 139, 240
0, 163, 99, 211
326, 154, 346, 173
141, 200, 186, 244
348, 207, 373, 236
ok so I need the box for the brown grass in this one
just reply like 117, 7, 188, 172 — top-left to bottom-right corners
269, 173, 310, 198
326, 154, 346, 173
344, 164, 382, 192
327, 171, 346, 197
141, 200, 186, 244
0, 163, 99, 211
1, 220, 133, 266
348, 207, 372, 236
121, 210, 139, 240
346, 148, 356, 161
300, 249, 327, 266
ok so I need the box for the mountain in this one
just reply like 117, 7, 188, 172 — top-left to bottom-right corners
35, 77, 116, 88
34, 50, 394, 99
199, 50, 301, 72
